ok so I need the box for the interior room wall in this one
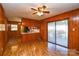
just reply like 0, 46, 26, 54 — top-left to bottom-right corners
7, 17, 22, 39
22, 18, 41, 29
8, 18, 41, 39
8, 21, 21, 39
0, 4, 8, 55
40, 20, 48, 42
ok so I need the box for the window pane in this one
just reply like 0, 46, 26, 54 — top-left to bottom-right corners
11, 24, 18, 31
56, 20, 68, 47
48, 22, 55, 43
0, 24, 5, 31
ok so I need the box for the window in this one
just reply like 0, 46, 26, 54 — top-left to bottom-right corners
0, 24, 5, 31
11, 24, 18, 31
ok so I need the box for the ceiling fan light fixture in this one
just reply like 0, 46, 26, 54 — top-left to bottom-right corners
31, 5, 50, 16
37, 12, 43, 16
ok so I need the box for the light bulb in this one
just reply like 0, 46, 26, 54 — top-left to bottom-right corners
37, 12, 43, 16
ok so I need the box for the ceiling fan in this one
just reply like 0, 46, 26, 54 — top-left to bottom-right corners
31, 5, 50, 16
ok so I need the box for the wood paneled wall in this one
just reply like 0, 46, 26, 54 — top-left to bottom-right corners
40, 8, 79, 51
0, 4, 8, 55
8, 21, 21, 39
8, 18, 41, 39
22, 18, 41, 29
68, 16, 79, 51
40, 20, 47, 42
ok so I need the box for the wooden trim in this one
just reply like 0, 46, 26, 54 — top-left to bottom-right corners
42, 8, 79, 21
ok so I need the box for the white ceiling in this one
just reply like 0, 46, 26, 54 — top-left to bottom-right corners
2, 3, 79, 20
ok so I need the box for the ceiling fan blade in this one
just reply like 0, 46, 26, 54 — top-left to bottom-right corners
31, 8, 37, 11
42, 5, 46, 9
43, 11, 50, 13
32, 12, 37, 14
38, 7, 42, 11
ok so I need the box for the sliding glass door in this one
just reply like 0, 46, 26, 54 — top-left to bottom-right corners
48, 22, 55, 43
56, 20, 68, 47
48, 20, 68, 47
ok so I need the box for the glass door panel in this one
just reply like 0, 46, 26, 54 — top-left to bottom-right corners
48, 22, 55, 43
56, 20, 68, 47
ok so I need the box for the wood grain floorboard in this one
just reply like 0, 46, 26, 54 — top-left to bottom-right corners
2, 38, 79, 56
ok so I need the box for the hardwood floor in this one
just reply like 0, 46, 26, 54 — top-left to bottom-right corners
2, 37, 79, 56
